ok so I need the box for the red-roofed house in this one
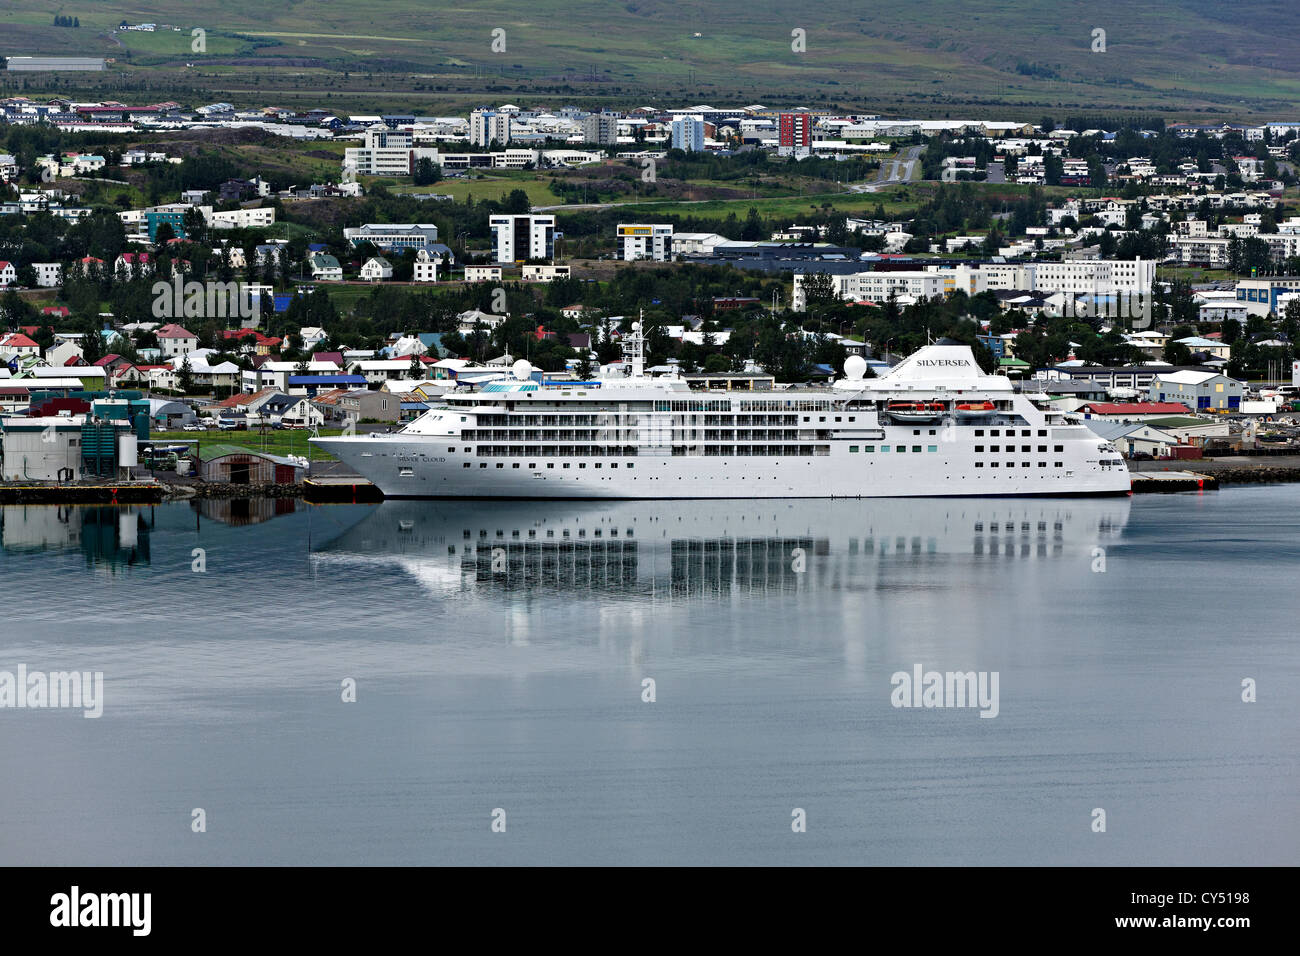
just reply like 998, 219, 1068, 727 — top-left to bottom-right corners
133, 364, 179, 390
115, 252, 153, 278
220, 328, 282, 355
157, 323, 198, 360
0, 333, 40, 356
1082, 402, 1192, 421
75, 256, 105, 276
41, 306, 71, 319
0, 261, 17, 287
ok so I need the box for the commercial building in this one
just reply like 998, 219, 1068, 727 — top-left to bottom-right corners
343, 223, 440, 253
343, 124, 439, 177
616, 224, 674, 261
1234, 278, 1300, 316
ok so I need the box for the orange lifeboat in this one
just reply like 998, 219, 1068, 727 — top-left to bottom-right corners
955, 401, 997, 418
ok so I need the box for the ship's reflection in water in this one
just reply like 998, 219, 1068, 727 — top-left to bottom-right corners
0, 505, 151, 570
312, 496, 1131, 598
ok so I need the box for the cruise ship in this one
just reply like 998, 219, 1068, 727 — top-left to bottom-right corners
311, 326, 1130, 499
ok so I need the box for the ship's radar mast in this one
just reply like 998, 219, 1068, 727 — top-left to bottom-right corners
623, 311, 646, 378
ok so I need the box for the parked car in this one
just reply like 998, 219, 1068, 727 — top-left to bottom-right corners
182, 422, 204, 432
217, 418, 247, 431
1129, 451, 1153, 461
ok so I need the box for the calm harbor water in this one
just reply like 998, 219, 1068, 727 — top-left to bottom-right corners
1, 487, 1297, 866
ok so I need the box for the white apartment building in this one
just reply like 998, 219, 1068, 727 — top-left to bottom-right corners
209, 207, 276, 230
1171, 236, 1232, 267
794, 259, 1156, 310
489, 214, 555, 263
616, 224, 674, 261
464, 266, 503, 282
413, 249, 440, 282
32, 262, 62, 287
470, 110, 513, 147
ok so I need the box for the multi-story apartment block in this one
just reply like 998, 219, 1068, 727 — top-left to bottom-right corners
616, 224, 674, 261
489, 215, 555, 263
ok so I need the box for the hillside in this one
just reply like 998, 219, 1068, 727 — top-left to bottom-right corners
2, 1, 1299, 119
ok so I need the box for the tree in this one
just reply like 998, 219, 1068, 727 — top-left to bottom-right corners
413, 157, 441, 186
82, 328, 105, 365
177, 356, 194, 394
501, 189, 530, 214
408, 352, 424, 378
799, 272, 837, 314
181, 207, 207, 244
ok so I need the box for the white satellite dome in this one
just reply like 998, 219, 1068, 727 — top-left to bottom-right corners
843, 354, 867, 380
511, 359, 533, 381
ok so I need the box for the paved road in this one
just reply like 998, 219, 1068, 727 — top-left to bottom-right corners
849, 144, 924, 193
985, 161, 1006, 184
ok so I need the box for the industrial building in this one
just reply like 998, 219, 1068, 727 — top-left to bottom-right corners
198, 445, 307, 485
6, 57, 106, 72
0, 395, 150, 482
1147, 370, 1244, 411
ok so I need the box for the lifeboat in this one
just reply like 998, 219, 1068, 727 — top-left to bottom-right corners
955, 401, 997, 419
886, 401, 946, 422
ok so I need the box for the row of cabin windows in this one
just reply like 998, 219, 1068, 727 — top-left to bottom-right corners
975, 462, 1065, 468
464, 462, 636, 470
974, 445, 1065, 453
975, 428, 1047, 437
849, 445, 940, 453
463, 428, 803, 442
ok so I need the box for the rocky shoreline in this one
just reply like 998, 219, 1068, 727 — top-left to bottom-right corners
1207, 466, 1300, 486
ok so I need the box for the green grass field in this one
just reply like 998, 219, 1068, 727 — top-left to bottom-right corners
3, 1, 1300, 118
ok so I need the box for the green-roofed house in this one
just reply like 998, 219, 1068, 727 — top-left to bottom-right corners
998, 357, 1031, 377
308, 254, 342, 281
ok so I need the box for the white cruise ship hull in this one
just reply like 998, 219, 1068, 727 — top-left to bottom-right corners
312, 428, 1131, 499
311, 343, 1132, 500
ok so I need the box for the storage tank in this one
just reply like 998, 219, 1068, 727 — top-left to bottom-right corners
118, 433, 139, 468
